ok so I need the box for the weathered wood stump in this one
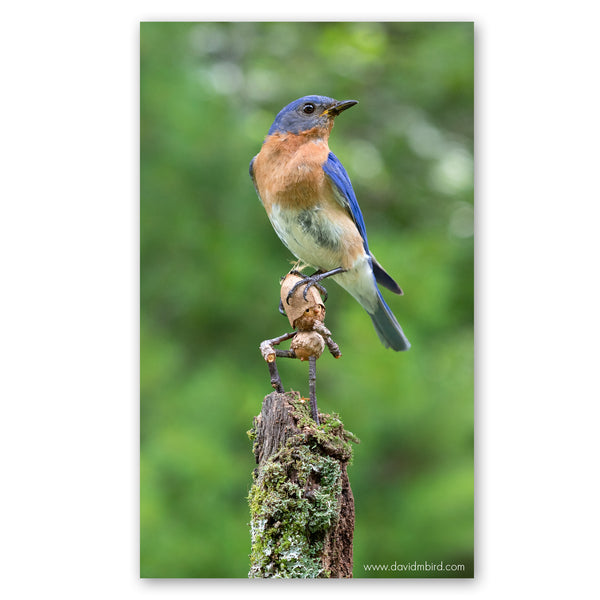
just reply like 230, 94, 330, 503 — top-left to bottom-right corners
248, 391, 358, 578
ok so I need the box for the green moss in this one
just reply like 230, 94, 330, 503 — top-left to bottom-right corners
289, 397, 360, 464
248, 393, 359, 578
249, 446, 341, 578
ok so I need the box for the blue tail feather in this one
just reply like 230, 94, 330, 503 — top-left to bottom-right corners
368, 291, 411, 351
371, 256, 403, 295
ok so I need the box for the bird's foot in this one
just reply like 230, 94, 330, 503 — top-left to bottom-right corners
286, 267, 346, 305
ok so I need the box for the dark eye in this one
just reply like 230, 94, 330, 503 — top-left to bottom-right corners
302, 103, 315, 114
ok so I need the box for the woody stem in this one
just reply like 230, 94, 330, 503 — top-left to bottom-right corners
308, 355, 320, 425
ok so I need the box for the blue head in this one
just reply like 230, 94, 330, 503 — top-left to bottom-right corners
267, 95, 358, 136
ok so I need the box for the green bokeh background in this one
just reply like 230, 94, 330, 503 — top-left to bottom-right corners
140, 21, 473, 578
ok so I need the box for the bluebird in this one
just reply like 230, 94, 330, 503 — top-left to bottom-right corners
249, 95, 410, 351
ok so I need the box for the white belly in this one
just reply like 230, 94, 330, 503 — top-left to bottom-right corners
269, 204, 344, 271
268, 203, 379, 312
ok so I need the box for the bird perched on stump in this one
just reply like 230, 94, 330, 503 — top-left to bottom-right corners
250, 95, 411, 351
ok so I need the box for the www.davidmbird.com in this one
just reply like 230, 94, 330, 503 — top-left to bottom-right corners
363, 561, 465, 573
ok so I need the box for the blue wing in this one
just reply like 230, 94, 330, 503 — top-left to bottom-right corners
322, 151, 370, 254
323, 151, 403, 295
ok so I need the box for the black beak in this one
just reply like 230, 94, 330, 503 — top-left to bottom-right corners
324, 99, 358, 117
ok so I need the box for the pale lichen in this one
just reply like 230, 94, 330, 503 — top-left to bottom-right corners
247, 395, 359, 578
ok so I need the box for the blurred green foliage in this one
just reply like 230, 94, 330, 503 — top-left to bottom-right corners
141, 22, 473, 578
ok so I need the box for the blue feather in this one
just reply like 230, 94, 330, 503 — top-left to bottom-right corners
323, 152, 403, 295
370, 291, 411, 351
322, 152, 370, 253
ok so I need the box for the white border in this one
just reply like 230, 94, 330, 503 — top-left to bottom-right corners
1, 2, 599, 598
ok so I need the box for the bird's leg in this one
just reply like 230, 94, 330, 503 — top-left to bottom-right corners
286, 267, 347, 305
308, 355, 320, 425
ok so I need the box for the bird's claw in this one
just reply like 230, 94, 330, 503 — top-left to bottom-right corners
286, 271, 329, 305
278, 299, 286, 316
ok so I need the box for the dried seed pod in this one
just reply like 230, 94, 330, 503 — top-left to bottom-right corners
280, 273, 325, 329
291, 330, 326, 361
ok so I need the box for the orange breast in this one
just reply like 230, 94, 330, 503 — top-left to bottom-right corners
252, 128, 332, 211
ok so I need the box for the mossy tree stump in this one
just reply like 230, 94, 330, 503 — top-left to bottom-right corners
248, 391, 359, 578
